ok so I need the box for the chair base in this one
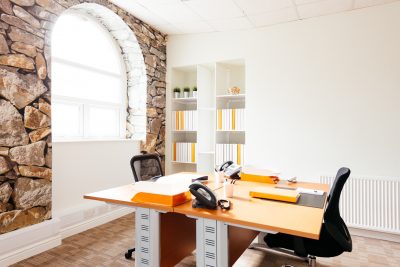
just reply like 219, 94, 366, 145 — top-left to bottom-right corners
125, 248, 135, 259
308, 255, 316, 267
249, 243, 317, 266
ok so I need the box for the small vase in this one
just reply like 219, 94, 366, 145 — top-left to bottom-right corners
183, 91, 189, 98
192, 91, 197, 98
174, 92, 180, 98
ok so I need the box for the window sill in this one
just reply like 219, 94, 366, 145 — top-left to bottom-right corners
52, 138, 140, 144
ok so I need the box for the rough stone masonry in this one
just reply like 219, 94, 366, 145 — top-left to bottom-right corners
0, 0, 166, 234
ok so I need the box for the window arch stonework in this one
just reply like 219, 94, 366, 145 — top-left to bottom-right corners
0, 0, 166, 234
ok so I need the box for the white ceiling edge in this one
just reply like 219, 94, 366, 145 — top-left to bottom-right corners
109, 0, 399, 36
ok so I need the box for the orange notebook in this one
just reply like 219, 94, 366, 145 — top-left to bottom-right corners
250, 187, 299, 203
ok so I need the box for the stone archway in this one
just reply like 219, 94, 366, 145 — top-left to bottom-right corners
65, 3, 147, 140
0, 0, 166, 234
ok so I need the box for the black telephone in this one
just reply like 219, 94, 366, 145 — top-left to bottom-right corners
218, 161, 242, 179
189, 182, 217, 209
189, 182, 231, 210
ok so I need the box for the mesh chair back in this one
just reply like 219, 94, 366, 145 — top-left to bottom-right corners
324, 167, 352, 252
130, 154, 163, 182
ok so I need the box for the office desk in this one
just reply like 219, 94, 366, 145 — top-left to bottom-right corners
84, 176, 222, 267
84, 175, 328, 267
174, 180, 329, 266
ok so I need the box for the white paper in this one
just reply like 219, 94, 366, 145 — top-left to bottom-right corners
296, 187, 324, 195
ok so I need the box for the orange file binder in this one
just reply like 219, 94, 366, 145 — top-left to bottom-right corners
241, 167, 280, 184
249, 187, 299, 203
132, 191, 192, 207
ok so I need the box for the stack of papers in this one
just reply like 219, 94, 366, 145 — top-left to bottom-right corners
296, 187, 324, 195
131, 173, 207, 206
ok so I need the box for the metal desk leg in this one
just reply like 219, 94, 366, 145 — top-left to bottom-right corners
135, 208, 160, 267
196, 218, 229, 267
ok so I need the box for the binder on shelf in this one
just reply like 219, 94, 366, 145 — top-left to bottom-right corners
173, 142, 197, 163
173, 110, 198, 131
216, 108, 245, 131
215, 143, 245, 166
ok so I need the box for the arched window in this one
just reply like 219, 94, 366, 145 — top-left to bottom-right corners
52, 11, 127, 140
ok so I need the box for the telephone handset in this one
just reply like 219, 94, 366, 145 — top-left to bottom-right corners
189, 182, 217, 209
218, 161, 242, 179
189, 182, 231, 210
219, 160, 234, 172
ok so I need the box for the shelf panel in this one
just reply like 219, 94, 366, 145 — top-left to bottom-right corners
216, 94, 245, 101
216, 130, 245, 132
172, 97, 197, 104
172, 130, 197, 133
171, 161, 197, 164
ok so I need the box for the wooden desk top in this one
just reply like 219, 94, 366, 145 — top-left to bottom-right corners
174, 180, 329, 240
83, 173, 222, 212
83, 172, 329, 240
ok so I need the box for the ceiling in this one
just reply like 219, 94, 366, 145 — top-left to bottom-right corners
109, 0, 398, 35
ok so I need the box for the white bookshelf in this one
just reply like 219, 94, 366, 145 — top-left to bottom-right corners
167, 59, 246, 174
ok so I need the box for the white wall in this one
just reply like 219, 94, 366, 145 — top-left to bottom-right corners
166, 3, 400, 181
53, 140, 139, 216
0, 140, 139, 265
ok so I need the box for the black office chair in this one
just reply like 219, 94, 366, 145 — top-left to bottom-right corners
264, 167, 352, 266
125, 153, 163, 260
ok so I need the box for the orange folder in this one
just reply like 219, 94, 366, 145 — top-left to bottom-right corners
250, 187, 299, 203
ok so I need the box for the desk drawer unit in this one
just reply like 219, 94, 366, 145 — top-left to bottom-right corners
196, 218, 229, 267
135, 208, 160, 267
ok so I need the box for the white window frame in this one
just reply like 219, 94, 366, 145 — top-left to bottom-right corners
52, 12, 127, 142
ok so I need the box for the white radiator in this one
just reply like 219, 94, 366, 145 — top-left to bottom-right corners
320, 175, 400, 234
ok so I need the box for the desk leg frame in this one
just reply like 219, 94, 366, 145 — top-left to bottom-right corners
135, 208, 160, 267
195, 218, 229, 267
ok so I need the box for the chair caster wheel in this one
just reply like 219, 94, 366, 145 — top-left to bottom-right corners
125, 252, 132, 259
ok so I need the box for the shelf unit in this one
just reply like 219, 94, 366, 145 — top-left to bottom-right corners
167, 59, 246, 174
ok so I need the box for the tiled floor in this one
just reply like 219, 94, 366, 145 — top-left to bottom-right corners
12, 213, 400, 267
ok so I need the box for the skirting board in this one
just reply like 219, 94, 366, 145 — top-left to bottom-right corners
349, 227, 400, 243
0, 204, 134, 266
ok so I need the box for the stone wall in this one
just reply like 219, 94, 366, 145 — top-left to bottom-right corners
0, 0, 166, 234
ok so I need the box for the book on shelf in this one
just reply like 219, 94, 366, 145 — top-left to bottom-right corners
215, 144, 245, 166
173, 142, 197, 163
172, 110, 198, 131
217, 108, 245, 131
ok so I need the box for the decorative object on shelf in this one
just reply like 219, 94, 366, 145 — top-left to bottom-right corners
192, 86, 197, 98
173, 87, 181, 98
228, 86, 240, 95
183, 87, 190, 98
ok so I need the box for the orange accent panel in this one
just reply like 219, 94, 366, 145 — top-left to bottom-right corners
180, 111, 184, 130
173, 143, 177, 161
191, 143, 195, 163
218, 109, 222, 130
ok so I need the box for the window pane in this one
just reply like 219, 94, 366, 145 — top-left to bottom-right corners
52, 60, 124, 104
52, 102, 82, 138
87, 106, 120, 138
52, 13, 123, 75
